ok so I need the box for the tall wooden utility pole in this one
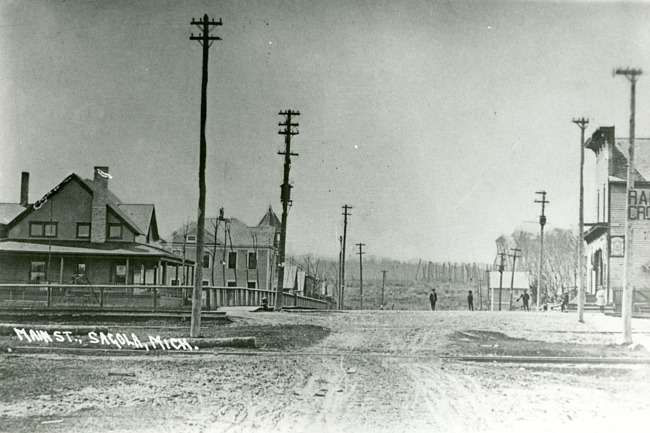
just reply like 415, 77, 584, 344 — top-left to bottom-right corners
381, 270, 388, 308
508, 248, 521, 310
357, 243, 365, 310
337, 235, 342, 309
573, 117, 589, 323
189, 14, 221, 338
498, 252, 506, 311
535, 191, 549, 310
340, 205, 352, 309
274, 110, 300, 311
615, 67, 642, 344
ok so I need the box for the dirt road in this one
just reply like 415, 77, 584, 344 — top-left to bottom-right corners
2, 310, 650, 433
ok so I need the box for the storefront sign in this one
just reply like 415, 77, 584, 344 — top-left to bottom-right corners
627, 189, 650, 220
610, 236, 624, 257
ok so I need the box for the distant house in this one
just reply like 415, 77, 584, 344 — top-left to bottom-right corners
488, 271, 531, 311
0, 167, 189, 285
163, 207, 280, 290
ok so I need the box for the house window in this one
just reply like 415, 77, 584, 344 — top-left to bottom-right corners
76, 223, 91, 238
29, 222, 58, 238
247, 281, 257, 289
30, 261, 46, 283
227, 280, 237, 287
170, 279, 179, 286
228, 251, 237, 269
108, 224, 122, 239
202, 253, 210, 268
186, 235, 196, 243
114, 264, 127, 284
202, 280, 210, 286
248, 251, 257, 270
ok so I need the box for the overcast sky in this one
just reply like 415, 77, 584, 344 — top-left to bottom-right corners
2, 0, 650, 263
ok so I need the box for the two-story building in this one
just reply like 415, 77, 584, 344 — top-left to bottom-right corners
164, 207, 280, 290
584, 126, 650, 305
0, 166, 189, 285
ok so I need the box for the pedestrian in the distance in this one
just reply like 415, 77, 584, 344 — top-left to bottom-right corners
561, 292, 569, 312
429, 288, 438, 311
596, 285, 606, 313
516, 290, 530, 312
467, 290, 474, 311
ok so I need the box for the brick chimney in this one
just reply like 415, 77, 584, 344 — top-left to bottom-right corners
20, 172, 29, 207
91, 166, 109, 243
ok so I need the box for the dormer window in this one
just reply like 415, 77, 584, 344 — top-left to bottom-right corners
108, 224, 123, 239
30, 222, 58, 238
77, 223, 91, 239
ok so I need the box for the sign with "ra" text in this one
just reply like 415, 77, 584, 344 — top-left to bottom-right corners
628, 189, 650, 220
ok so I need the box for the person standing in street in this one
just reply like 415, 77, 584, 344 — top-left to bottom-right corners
429, 288, 437, 311
516, 290, 530, 312
596, 285, 606, 313
467, 290, 474, 311
561, 292, 569, 312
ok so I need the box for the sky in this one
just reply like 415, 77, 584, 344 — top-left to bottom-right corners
2, 0, 650, 264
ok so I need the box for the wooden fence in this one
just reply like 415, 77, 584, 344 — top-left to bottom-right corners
0, 284, 329, 312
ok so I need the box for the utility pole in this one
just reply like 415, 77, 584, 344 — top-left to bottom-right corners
615, 67, 642, 344
337, 235, 342, 309
573, 117, 589, 323
498, 252, 506, 311
381, 270, 388, 309
357, 243, 365, 310
340, 205, 352, 309
508, 248, 521, 310
189, 14, 222, 338
274, 110, 300, 311
535, 191, 549, 310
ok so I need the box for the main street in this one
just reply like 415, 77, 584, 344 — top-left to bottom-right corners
2, 309, 650, 432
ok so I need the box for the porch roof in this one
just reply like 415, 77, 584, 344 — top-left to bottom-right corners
584, 223, 608, 244
0, 239, 192, 264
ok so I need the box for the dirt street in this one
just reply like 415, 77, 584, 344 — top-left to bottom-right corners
2, 309, 650, 433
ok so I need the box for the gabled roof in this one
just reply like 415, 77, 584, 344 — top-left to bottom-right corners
257, 206, 281, 229
5, 173, 145, 235
0, 203, 27, 225
118, 204, 156, 238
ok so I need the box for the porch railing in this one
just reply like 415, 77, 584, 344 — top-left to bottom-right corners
611, 287, 650, 313
0, 284, 329, 311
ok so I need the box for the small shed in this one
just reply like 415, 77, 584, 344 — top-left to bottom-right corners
488, 271, 531, 311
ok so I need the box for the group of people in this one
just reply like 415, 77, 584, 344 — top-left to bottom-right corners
427, 286, 608, 313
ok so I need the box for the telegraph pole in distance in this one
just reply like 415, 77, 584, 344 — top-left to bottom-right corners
573, 117, 589, 323
498, 252, 506, 311
535, 191, 549, 310
381, 270, 388, 309
274, 110, 300, 311
508, 248, 521, 310
337, 235, 342, 309
340, 205, 352, 309
614, 67, 642, 343
189, 14, 222, 338
357, 243, 365, 310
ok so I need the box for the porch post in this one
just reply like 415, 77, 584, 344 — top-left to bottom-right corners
59, 257, 64, 284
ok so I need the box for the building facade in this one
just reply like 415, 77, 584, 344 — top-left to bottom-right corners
584, 126, 650, 304
0, 167, 189, 285
163, 207, 280, 290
